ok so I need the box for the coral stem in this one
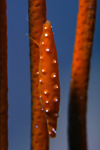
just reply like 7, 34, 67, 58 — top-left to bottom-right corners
68, 0, 97, 150
28, 0, 49, 149
0, 0, 8, 149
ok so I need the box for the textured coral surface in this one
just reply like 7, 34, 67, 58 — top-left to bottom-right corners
68, 0, 97, 150
28, 0, 49, 149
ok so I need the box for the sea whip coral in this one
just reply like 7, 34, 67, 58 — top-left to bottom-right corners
0, 0, 8, 149
28, 0, 49, 149
68, 0, 97, 150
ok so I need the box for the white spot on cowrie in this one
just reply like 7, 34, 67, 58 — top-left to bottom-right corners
46, 48, 50, 52
44, 90, 49, 95
53, 59, 57, 63
42, 69, 45, 73
52, 128, 56, 133
37, 71, 39, 74
39, 79, 42, 83
46, 100, 49, 103
44, 26, 47, 29
39, 95, 42, 98
40, 56, 42, 59
49, 131, 51, 135
51, 73, 56, 78
54, 97, 58, 102
42, 69, 44, 72
45, 33, 48, 37
42, 42, 44, 44
53, 84, 59, 89
54, 113, 58, 117
45, 109, 49, 112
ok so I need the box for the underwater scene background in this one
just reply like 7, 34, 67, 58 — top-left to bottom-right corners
7, 0, 100, 149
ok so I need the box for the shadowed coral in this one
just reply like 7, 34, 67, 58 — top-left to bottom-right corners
0, 0, 8, 149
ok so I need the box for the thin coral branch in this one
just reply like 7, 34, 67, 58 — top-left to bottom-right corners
0, 0, 8, 149
28, 0, 49, 149
68, 0, 97, 150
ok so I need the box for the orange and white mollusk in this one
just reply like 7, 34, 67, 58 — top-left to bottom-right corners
39, 20, 60, 138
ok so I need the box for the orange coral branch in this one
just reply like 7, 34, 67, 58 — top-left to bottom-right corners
68, 0, 97, 149
0, 0, 8, 149
39, 21, 60, 138
28, 0, 49, 149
